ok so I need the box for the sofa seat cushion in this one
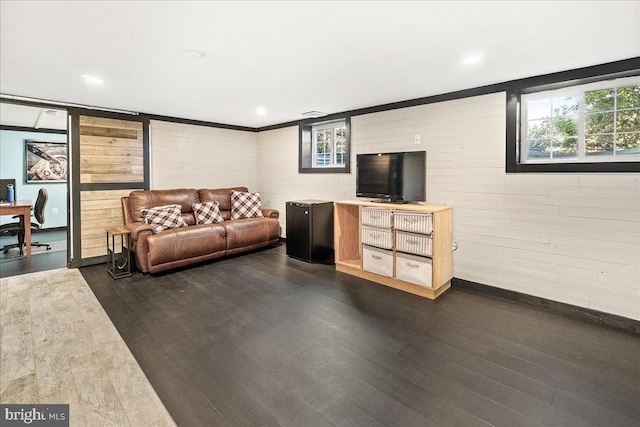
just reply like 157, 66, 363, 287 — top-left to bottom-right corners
147, 224, 227, 266
224, 217, 280, 250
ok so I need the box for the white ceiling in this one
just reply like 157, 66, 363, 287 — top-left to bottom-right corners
1, 1, 639, 128
0, 103, 67, 130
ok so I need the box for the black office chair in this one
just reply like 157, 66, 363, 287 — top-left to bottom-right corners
0, 188, 51, 256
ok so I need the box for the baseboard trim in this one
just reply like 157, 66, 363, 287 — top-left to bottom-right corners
452, 277, 640, 335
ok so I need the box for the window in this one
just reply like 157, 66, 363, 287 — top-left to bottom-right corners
299, 116, 350, 173
506, 59, 640, 173
312, 121, 347, 167
521, 77, 639, 164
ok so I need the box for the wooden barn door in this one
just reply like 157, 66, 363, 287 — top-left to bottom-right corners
68, 110, 149, 267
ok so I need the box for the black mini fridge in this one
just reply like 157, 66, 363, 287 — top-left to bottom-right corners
286, 200, 334, 263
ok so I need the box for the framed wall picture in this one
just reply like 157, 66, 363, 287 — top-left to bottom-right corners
25, 140, 68, 183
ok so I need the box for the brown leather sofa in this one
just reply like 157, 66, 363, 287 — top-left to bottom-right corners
121, 187, 280, 273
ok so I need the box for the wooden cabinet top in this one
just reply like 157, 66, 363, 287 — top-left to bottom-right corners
334, 200, 452, 213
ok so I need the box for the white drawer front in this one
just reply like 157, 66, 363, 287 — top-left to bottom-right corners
395, 230, 433, 257
394, 211, 433, 235
361, 225, 393, 249
362, 245, 393, 277
361, 208, 393, 229
395, 252, 432, 288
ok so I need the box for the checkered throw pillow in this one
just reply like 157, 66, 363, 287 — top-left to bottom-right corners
140, 204, 188, 233
192, 201, 224, 225
231, 191, 264, 219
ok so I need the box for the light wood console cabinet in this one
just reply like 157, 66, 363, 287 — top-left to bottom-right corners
334, 200, 453, 300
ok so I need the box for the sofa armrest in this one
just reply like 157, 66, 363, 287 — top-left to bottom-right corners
125, 222, 154, 241
124, 222, 154, 273
262, 208, 279, 219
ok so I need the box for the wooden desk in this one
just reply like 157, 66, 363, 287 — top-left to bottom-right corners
0, 200, 33, 258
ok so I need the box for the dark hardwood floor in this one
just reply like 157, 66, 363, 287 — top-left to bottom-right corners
0, 229, 67, 277
80, 244, 640, 427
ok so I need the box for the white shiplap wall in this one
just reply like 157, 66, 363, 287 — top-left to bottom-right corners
150, 120, 258, 190
256, 92, 640, 321
256, 125, 354, 228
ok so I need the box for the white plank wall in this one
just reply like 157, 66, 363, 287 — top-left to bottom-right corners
257, 126, 353, 228
150, 120, 259, 191
256, 92, 640, 321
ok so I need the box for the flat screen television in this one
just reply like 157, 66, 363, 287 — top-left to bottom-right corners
356, 151, 426, 202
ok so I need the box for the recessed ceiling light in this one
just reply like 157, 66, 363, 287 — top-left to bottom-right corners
45, 109, 59, 115
81, 74, 104, 86
183, 49, 205, 60
256, 107, 267, 116
462, 53, 484, 65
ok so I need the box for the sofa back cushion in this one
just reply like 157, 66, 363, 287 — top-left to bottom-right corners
198, 187, 248, 221
129, 188, 200, 225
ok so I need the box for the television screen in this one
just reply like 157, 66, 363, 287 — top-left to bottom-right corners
356, 151, 426, 202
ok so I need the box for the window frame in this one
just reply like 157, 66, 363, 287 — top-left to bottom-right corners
506, 61, 640, 173
520, 77, 640, 164
299, 115, 351, 174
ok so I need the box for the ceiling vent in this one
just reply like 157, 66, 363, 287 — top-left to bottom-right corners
302, 110, 327, 118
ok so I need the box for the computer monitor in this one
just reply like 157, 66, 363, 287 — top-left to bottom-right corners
0, 179, 16, 202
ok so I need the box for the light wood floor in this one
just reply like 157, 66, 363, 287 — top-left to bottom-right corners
0, 268, 176, 426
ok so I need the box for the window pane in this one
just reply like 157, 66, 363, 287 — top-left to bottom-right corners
553, 96, 578, 116
315, 142, 329, 154
527, 139, 550, 158
316, 131, 331, 154
335, 138, 345, 165
316, 143, 329, 154
617, 85, 640, 110
616, 109, 640, 133
616, 133, 640, 155
528, 119, 550, 140
585, 88, 614, 112
585, 112, 614, 134
316, 129, 331, 145
314, 130, 332, 166
585, 135, 614, 156
553, 137, 578, 158
316, 154, 330, 165
335, 127, 346, 166
527, 99, 551, 120
553, 116, 578, 137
